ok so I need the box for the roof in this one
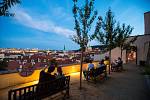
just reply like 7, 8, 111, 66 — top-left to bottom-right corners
130, 34, 150, 37
144, 11, 150, 14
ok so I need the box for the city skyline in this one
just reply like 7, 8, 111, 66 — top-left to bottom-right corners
0, 0, 150, 50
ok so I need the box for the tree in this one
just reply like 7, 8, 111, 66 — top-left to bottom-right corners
94, 8, 117, 74
115, 23, 133, 60
0, 59, 8, 70
0, 0, 20, 16
72, 0, 101, 89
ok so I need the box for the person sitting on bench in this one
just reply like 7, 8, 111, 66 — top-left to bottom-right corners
98, 59, 106, 68
36, 64, 56, 95
111, 57, 123, 71
38, 64, 56, 83
55, 65, 65, 78
83, 60, 94, 80
88, 60, 94, 71
116, 57, 123, 69
111, 59, 118, 68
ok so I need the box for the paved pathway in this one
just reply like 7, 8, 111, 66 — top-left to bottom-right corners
64, 62, 150, 100
0, 62, 150, 100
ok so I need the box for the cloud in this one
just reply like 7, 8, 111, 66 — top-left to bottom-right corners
14, 9, 74, 37
51, 6, 73, 22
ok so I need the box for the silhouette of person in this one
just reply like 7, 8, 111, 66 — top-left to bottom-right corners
38, 65, 56, 83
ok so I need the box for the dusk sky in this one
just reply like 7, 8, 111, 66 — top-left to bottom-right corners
0, 0, 150, 50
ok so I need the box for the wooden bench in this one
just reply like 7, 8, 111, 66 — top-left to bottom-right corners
83, 66, 107, 82
8, 76, 70, 100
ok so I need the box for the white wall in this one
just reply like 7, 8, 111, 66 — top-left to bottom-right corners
92, 47, 126, 63
133, 35, 150, 65
110, 47, 126, 63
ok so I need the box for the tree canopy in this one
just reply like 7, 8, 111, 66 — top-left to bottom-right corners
0, 0, 20, 16
115, 23, 134, 59
71, 0, 101, 89
72, 0, 102, 49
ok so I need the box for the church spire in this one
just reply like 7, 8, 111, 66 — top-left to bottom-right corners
64, 45, 66, 51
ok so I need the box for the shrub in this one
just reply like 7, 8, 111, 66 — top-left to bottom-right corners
143, 65, 150, 75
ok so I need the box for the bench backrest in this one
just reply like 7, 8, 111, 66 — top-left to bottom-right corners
94, 66, 106, 76
118, 61, 123, 66
8, 76, 70, 100
87, 66, 106, 77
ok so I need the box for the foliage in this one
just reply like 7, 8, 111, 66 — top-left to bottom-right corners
143, 65, 150, 75
115, 23, 133, 48
0, 0, 20, 16
92, 8, 121, 74
123, 36, 138, 50
115, 23, 134, 59
0, 60, 8, 70
92, 8, 117, 51
72, 0, 101, 89
102, 8, 117, 50
72, 0, 101, 49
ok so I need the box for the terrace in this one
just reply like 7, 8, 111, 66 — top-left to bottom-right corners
0, 0, 150, 100
0, 62, 149, 100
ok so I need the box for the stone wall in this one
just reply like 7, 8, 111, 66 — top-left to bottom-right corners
144, 11, 150, 35
0, 63, 99, 89
134, 35, 150, 65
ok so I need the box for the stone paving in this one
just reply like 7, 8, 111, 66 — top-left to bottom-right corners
0, 62, 150, 100
50, 62, 150, 100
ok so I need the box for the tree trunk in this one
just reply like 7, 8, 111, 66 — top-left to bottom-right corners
121, 46, 123, 60
109, 49, 111, 74
120, 46, 124, 70
126, 49, 128, 63
80, 48, 83, 89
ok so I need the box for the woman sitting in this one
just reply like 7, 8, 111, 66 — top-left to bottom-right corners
55, 65, 65, 78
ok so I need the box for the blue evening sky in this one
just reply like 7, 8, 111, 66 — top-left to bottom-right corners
0, 0, 150, 50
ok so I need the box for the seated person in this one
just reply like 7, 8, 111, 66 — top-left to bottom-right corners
116, 57, 123, 69
94, 59, 106, 77
88, 60, 94, 71
37, 65, 56, 94
111, 57, 123, 70
111, 59, 118, 67
38, 65, 56, 83
55, 65, 64, 78
83, 60, 94, 80
117, 57, 122, 64
98, 59, 106, 68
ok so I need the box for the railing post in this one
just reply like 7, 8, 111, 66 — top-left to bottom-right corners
8, 90, 12, 100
